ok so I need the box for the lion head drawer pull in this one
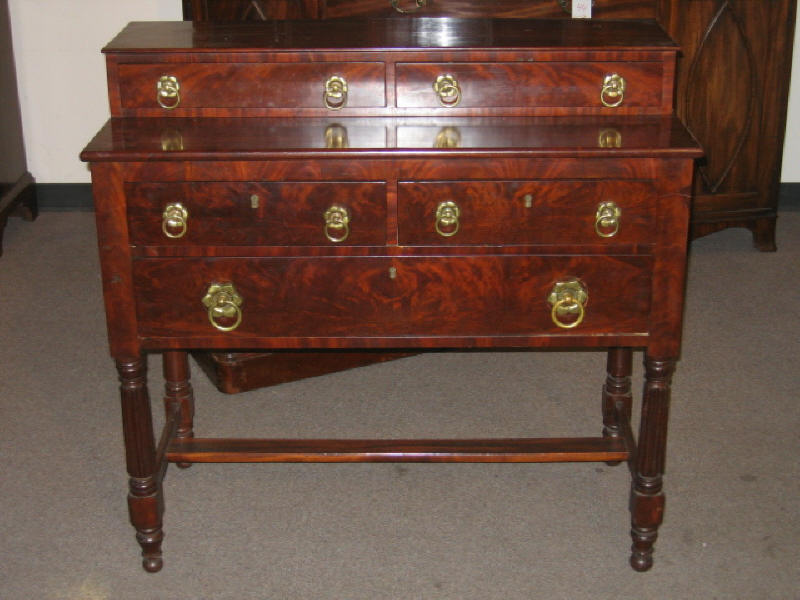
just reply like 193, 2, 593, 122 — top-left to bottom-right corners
324, 204, 350, 242
601, 73, 626, 108
202, 283, 243, 332
435, 200, 460, 237
161, 202, 189, 239
323, 75, 348, 110
433, 74, 461, 108
547, 278, 588, 329
595, 201, 622, 238
156, 75, 181, 110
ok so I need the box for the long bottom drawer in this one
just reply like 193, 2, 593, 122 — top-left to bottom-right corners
133, 255, 652, 341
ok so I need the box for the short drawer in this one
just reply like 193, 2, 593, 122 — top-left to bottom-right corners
132, 254, 651, 340
396, 62, 666, 111
126, 182, 387, 246
116, 62, 386, 112
397, 180, 656, 245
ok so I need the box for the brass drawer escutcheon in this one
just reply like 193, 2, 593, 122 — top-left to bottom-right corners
547, 278, 588, 329
435, 200, 460, 237
324, 204, 350, 242
433, 74, 461, 108
156, 75, 180, 110
600, 73, 626, 108
161, 202, 188, 239
323, 75, 348, 110
202, 283, 244, 332
595, 201, 622, 238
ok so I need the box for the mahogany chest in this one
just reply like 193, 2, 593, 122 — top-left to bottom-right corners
81, 17, 701, 573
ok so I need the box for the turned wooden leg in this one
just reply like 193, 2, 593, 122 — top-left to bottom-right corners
602, 347, 633, 466
163, 351, 195, 469
629, 354, 675, 572
117, 357, 164, 573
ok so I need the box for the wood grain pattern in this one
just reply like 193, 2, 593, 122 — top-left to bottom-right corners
126, 181, 387, 246
397, 180, 656, 245
131, 255, 652, 341
395, 61, 667, 111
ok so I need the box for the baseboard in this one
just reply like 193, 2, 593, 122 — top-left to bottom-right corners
32, 182, 800, 212
37, 183, 93, 211
779, 182, 800, 211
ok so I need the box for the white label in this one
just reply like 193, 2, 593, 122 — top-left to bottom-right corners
572, 0, 592, 18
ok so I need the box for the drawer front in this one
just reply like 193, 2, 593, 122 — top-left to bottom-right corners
396, 62, 665, 111
117, 63, 385, 111
397, 181, 655, 245
133, 255, 651, 340
126, 182, 387, 246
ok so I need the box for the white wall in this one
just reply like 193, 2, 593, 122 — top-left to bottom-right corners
781, 7, 800, 182
7, 1, 800, 183
8, 0, 183, 183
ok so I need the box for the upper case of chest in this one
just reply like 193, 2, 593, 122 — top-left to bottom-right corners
103, 18, 678, 117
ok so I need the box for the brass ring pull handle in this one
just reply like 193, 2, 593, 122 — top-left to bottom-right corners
435, 200, 460, 237
162, 202, 188, 239
600, 74, 626, 108
433, 74, 461, 108
595, 201, 622, 238
324, 204, 350, 242
391, 0, 427, 12
323, 75, 348, 110
156, 75, 181, 110
202, 283, 243, 332
547, 279, 588, 329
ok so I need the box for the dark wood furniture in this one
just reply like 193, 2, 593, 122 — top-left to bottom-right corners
81, 17, 700, 573
183, 0, 796, 394
184, 0, 796, 250
0, 0, 36, 256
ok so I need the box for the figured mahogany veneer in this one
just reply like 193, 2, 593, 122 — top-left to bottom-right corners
81, 18, 701, 574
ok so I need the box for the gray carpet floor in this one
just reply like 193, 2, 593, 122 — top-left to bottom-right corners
1, 206, 798, 599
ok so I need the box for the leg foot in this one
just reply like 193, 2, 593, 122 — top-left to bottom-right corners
750, 217, 777, 252
117, 357, 165, 572
628, 355, 674, 571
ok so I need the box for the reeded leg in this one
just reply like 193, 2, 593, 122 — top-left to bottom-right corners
629, 354, 675, 572
602, 347, 633, 466
117, 357, 164, 573
163, 351, 195, 469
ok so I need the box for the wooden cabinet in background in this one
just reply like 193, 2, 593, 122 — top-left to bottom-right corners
0, 0, 36, 257
183, 0, 797, 250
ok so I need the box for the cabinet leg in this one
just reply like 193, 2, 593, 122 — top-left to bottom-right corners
602, 347, 633, 466
629, 355, 675, 572
163, 351, 195, 469
750, 217, 777, 252
117, 357, 164, 573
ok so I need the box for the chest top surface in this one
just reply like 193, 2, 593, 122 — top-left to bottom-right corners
104, 18, 677, 52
